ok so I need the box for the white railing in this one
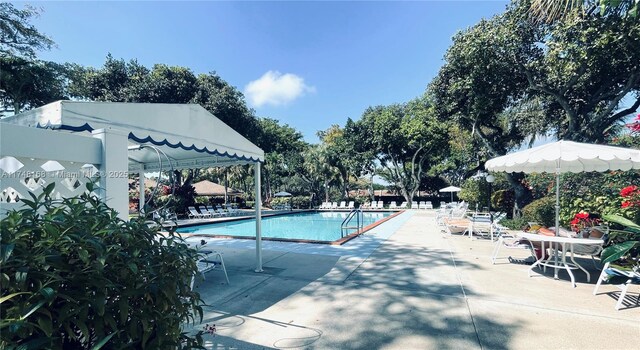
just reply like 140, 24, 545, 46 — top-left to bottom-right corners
0, 123, 129, 218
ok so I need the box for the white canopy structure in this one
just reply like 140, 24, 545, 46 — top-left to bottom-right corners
6, 101, 264, 170
439, 186, 462, 202
2, 101, 266, 272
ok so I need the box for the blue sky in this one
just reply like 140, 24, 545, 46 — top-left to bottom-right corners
27, 1, 509, 143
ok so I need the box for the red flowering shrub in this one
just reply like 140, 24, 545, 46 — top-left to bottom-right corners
620, 185, 640, 208
569, 211, 601, 232
626, 114, 640, 133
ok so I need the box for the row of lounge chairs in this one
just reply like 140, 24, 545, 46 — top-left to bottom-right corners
319, 201, 355, 210
319, 200, 452, 210
188, 205, 240, 219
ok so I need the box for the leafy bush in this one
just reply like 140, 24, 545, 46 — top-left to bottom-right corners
458, 178, 489, 210
0, 184, 204, 349
522, 196, 556, 227
499, 217, 529, 230
491, 189, 515, 217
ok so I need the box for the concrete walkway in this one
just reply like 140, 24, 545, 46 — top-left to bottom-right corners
185, 211, 639, 349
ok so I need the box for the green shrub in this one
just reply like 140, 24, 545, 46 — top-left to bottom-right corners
459, 178, 490, 210
499, 217, 529, 230
0, 184, 204, 349
492, 189, 515, 217
522, 196, 556, 227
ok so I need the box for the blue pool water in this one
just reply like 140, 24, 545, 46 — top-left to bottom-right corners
176, 211, 394, 242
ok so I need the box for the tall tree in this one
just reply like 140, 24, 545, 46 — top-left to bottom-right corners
0, 56, 67, 114
0, 3, 54, 59
529, 0, 639, 23
352, 98, 449, 205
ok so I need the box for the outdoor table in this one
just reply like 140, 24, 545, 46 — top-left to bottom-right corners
518, 232, 604, 288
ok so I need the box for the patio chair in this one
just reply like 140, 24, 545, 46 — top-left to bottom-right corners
389, 201, 397, 209
411, 201, 419, 209
204, 205, 221, 218
191, 250, 230, 289
399, 201, 408, 209
319, 202, 328, 209
426, 201, 434, 209
377, 201, 385, 209
418, 201, 426, 209
348, 201, 355, 209
570, 225, 609, 269
338, 201, 347, 209
331, 202, 338, 209
593, 261, 640, 310
215, 206, 228, 217
188, 206, 207, 219
465, 213, 493, 240
441, 217, 471, 236
491, 230, 537, 265
440, 201, 446, 208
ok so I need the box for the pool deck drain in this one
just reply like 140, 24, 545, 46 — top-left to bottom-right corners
187, 211, 639, 349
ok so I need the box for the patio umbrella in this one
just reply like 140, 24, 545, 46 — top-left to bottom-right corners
439, 186, 462, 202
485, 140, 640, 278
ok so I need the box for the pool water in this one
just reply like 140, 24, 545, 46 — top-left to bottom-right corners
176, 211, 394, 242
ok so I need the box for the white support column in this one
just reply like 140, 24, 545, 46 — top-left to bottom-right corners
254, 161, 263, 272
139, 169, 145, 216
92, 128, 129, 221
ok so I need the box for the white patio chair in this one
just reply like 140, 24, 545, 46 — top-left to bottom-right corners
347, 201, 355, 209
399, 201, 408, 209
491, 230, 537, 265
331, 202, 338, 209
426, 201, 434, 209
215, 206, 228, 217
188, 206, 206, 219
411, 201, 419, 209
338, 201, 347, 209
191, 250, 230, 289
204, 205, 221, 218
377, 201, 385, 209
593, 261, 640, 310
389, 201, 397, 209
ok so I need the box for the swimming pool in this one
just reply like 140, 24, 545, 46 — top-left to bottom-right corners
176, 211, 396, 243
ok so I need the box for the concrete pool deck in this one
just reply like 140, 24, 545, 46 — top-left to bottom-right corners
185, 211, 639, 349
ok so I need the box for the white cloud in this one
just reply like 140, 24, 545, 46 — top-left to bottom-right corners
244, 71, 315, 107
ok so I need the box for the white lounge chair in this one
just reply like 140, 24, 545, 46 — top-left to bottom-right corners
377, 201, 385, 209
331, 202, 338, 209
338, 201, 347, 209
347, 201, 355, 209
389, 201, 397, 209
418, 201, 427, 209
399, 201, 408, 209
411, 201, 419, 209
204, 205, 221, 218
593, 261, 640, 310
426, 201, 434, 209
188, 206, 208, 219
191, 250, 230, 289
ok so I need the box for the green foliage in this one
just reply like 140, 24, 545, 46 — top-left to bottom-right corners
459, 178, 490, 210
270, 196, 310, 209
600, 214, 640, 269
0, 3, 55, 59
492, 189, 515, 216
522, 196, 556, 227
499, 217, 530, 230
0, 184, 204, 349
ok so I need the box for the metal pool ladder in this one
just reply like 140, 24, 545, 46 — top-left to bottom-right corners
341, 208, 364, 238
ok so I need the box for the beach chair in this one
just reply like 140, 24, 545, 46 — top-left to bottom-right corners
389, 201, 397, 209
215, 206, 228, 217
418, 201, 426, 209
339, 201, 347, 209
331, 202, 338, 209
188, 206, 207, 219
411, 201, 419, 209
320, 202, 329, 209
440, 201, 446, 208
204, 205, 221, 218
377, 201, 385, 209
426, 201, 434, 209
491, 230, 537, 265
593, 261, 640, 310
466, 213, 493, 240
191, 250, 230, 289
347, 201, 355, 209
399, 201, 408, 209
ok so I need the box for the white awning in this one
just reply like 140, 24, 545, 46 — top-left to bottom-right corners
3, 101, 264, 171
